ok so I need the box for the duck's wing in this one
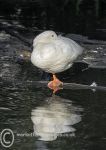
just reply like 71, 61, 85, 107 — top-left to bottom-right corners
57, 36, 83, 62
58, 36, 83, 54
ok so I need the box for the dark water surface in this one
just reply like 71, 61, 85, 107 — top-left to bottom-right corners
0, 20, 106, 149
0, 72, 106, 150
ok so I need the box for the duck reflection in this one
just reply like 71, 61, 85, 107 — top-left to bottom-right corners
31, 95, 83, 141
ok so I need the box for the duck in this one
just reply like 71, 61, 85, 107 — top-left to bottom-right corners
31, 31, 83, 92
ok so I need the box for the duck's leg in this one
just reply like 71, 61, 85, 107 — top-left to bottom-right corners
48, 74, 63, 93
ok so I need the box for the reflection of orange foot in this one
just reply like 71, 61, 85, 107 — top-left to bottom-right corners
48, 74, 63, 93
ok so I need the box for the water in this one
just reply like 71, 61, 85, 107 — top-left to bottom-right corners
0, 21, 106, 150
0, 78, 106, 149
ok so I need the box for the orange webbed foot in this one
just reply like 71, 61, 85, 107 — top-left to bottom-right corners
48, 74, 63, 93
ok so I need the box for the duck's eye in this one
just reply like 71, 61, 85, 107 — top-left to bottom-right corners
51, 35, 54, 37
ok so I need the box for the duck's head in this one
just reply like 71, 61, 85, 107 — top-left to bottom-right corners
33, 30, 57, 47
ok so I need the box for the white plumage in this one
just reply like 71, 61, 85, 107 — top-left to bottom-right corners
31, 30, 83, 74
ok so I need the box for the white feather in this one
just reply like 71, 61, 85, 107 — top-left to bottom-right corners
31, 31, 83, 73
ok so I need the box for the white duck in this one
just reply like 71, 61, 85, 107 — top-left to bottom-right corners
31, 31, 83, 92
